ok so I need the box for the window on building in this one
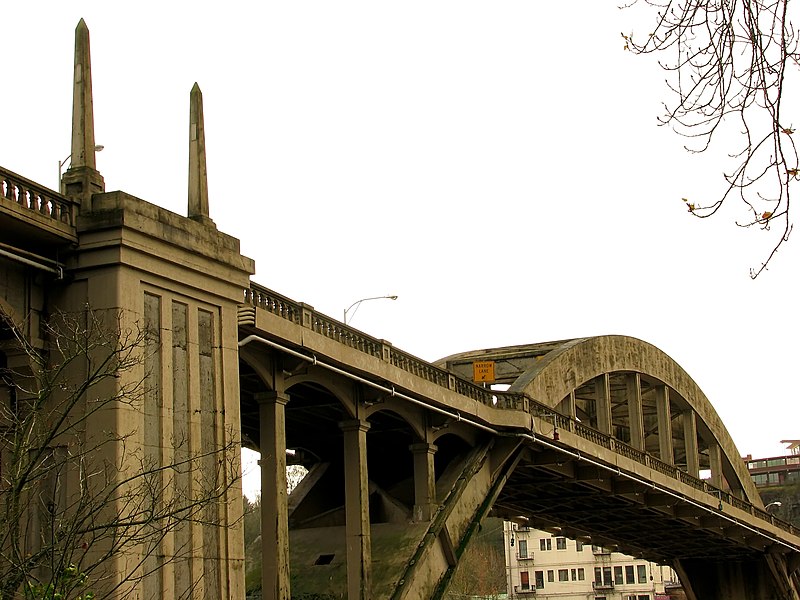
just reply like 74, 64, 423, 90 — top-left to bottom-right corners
518, 539, 527, 559
614, 566, 623, 584
603, 567, 612, 586
637, 565, 647, 583
578, 568, 585, 581
535, 571, 544, 589
556, 537, 567, 550
571, 568, 577, 581
625, 565, 635, 584
576, 540, 584, 551
594, 567, 602, 585
540, 538, 552, 551
520, 571, 530, 590
638, 595, 650, 600
558, 569, 569, 582
547, 570, 554, 583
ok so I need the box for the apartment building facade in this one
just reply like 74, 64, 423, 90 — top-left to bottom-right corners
503, 522, 678, 600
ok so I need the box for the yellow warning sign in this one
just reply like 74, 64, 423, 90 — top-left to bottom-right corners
472, 361, 496, 383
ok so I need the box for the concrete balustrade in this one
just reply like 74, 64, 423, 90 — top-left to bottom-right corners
1, 166, 78, 236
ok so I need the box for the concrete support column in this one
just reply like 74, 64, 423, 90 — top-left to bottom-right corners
257, 391, 291, 600
625, 373, 644, 450
409, 442, 438, 521
594, 374, 612, 435
655, 385, 674, 463
682, 410, 700, 477
709, 443, 724, 489
339, 419, 372, 600
565, 390, 577, 419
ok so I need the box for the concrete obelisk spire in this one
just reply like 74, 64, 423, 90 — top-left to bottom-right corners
188, 83, 214, 227
62, 19, 104, 210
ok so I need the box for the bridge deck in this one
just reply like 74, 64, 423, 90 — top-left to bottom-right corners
240, 281, 800, 567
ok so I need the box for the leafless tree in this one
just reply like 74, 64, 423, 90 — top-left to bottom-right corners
446, 533, 507, 599
623, 0, 799, 277
0, 308, 240, 600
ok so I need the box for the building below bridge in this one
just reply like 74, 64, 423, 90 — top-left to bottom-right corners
503, 522, 679, 600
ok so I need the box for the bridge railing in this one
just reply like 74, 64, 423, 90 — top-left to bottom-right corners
521, 395, 799, 536
560, 409, 800, 535
244, 282, 528, 408
0, 166, 78, 228
243, 281, 799, 538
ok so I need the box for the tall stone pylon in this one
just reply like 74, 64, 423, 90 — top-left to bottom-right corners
61, 18, 105, 210
188, 83, 215, 227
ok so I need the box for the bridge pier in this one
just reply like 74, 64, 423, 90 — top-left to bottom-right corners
258, 390, 291, 599
410, 442, 438, 521
340, 419, 372, 600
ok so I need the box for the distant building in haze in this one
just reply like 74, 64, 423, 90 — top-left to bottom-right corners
743, 440, 800, 488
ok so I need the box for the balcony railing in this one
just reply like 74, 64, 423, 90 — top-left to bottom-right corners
593, 581, 614, 590
516, 554, 534, 561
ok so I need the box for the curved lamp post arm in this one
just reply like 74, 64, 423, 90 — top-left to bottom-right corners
343, 295, 398, 325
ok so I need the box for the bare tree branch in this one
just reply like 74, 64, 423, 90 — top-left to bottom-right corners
623, 0, 799, 277
0, 309, 241, 600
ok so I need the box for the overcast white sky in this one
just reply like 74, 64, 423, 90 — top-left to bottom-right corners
3, 3, 798, 498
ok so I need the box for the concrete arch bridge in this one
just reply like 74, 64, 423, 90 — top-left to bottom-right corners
239, 283, 800, 600
2, 18, 799, 600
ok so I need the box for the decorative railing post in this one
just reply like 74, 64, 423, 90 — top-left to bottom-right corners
298, 303, 314, 328
447, 374, 456, 391
379, 340, 392, 362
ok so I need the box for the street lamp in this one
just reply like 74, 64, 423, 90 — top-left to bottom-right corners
59, 144, 104, 188
765, 501, 782, 511
343, 295, 398, 325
